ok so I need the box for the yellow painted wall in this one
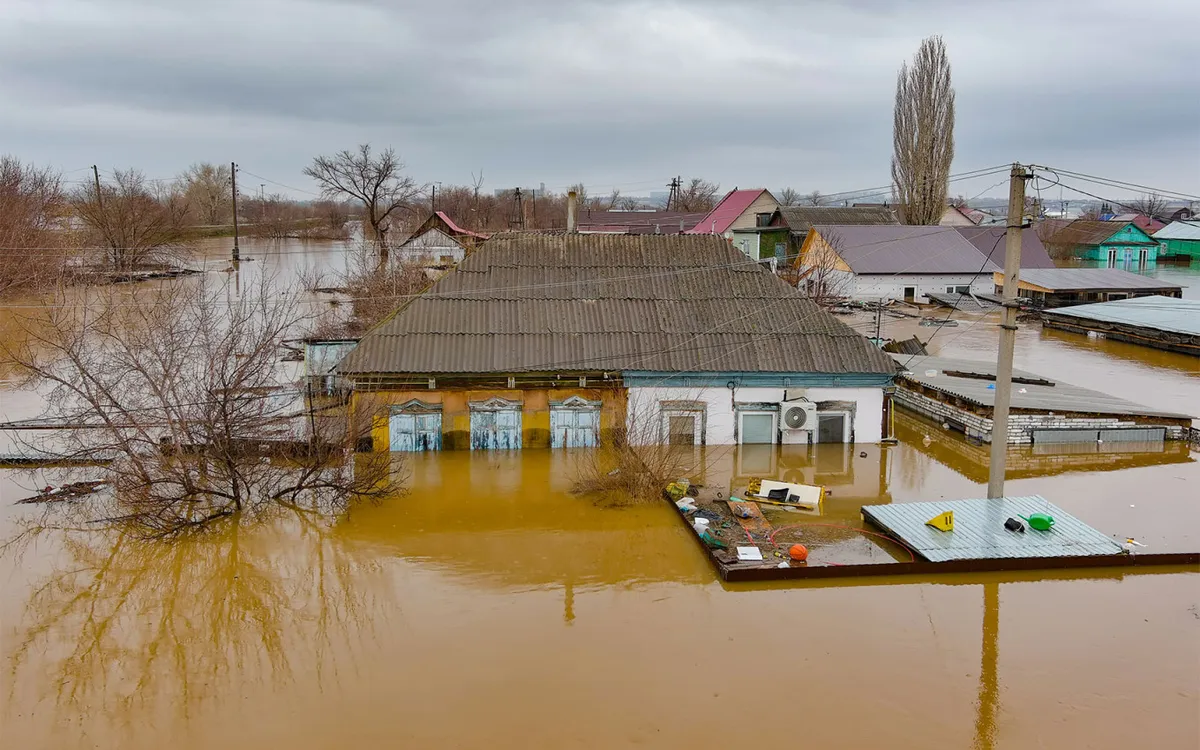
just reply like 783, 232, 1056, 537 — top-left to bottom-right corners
797, 230, 854, 272
355, 387, 628, 451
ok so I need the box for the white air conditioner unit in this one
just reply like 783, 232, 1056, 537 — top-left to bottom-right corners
780, 400, 817, 444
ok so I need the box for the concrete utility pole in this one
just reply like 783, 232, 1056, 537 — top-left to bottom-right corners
987, 163, 1029, 499
231, 162, 240, 262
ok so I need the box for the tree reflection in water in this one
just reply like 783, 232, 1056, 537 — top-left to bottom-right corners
6, 510, 389, 739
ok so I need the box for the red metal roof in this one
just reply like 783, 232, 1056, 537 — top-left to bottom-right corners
685, 189, 769, 235
435, 210, 489, 240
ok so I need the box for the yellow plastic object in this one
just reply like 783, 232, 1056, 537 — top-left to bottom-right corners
925, 510, 954, 532
747, 477, 763, 496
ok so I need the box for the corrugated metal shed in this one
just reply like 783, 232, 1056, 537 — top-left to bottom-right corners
1153, 221, 1200, 241
338, 233, 899, 376
1009, 268, 1185, 292
1040, 296, 1200, 337
811, 225, 1000, 275
862, 497, 1125, 562
892, 354, 1192, 419
777, 206, 899, 232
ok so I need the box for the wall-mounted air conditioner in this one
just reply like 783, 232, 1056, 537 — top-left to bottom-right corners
780, 399, 817, 444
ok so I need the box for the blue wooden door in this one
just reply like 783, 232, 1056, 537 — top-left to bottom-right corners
550, 408, 599, 448
470, 409, 522, 450
389, 411, 442, 452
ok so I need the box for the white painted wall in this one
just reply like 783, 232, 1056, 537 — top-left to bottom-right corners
852, 273, 990, 302
626, 385, 885, 445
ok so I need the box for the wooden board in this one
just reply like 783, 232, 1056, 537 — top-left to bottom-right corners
725, 500, 773, 543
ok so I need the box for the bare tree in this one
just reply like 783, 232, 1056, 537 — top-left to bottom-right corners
314, 199, 350, 232
307, 247, 432, 336
778, 187, 801, 207
180, 162, 232, 225
616, 195, 642, 211
0, 157, 69, 295
72, 169, 190, 272
2, 274, 396, 539
1127, 192, 1169, 219
572, 389, 728, 505
675, 178, 721, 213
604, 188, 622, 210
304, 144, 420, 256
892, 35, 956, 225
791, 230, 853, 307
804, 190, 828, 207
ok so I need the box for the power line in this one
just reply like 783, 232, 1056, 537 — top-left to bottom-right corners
1028, 165, 1200, 203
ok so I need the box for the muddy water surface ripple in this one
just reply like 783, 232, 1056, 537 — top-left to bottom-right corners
1, 241, 1198, 749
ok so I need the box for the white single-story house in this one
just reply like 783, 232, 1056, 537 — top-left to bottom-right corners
796, 225, 1002, 303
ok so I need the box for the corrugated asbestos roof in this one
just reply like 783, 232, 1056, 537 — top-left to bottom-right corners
892, 354, 1192, 419
686, 189, 771, 235
777, 206, 899, 232
1040, 296, 1200, 337
337, 233, 898, 376
812, 225, 1001, 275
1154, 221, 1200, 241
954, 226, 1056, 269
863, 497, 1124, 562
1012, 268, 1185, 292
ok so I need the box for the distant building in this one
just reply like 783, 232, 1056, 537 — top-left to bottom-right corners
992, 268, 1183, 308
575, 209, 707, 235
796, 225, 1001, 303
731, 205, 900, 266
396, 211, 489, 266
1154, 221, 1200, 261
1041, 219, 1159, 269
685, 189, 780, 240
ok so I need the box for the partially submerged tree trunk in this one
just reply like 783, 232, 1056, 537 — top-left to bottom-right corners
72, 169, 191, 272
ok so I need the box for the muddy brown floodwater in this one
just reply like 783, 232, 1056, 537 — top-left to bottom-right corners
1, 240, 1198, 749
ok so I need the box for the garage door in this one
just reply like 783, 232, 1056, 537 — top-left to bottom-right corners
740, 413, 775, 444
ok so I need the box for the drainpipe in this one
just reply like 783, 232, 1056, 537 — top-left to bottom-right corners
567, 191, 578, 233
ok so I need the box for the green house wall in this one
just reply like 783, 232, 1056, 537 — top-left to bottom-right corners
1078, 223, 1160, 267
1159, 237, 1200, 260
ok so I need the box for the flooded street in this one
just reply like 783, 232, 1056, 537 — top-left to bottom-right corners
2, 240, 1198, 749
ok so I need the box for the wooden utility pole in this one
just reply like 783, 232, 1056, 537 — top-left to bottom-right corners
91, 165, 104, 210
987, 164, 1029, 498
230, 162, 240, 262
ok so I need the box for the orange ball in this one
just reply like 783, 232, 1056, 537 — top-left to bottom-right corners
789, 544, 809, 561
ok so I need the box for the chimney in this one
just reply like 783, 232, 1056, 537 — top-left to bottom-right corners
567, 190, 578, 233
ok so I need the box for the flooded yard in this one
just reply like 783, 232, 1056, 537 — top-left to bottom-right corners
1, 240, 1198, 749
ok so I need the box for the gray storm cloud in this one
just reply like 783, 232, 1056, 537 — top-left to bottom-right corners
1, 0, 1196, 199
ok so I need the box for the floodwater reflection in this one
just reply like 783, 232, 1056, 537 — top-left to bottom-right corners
5, 512, 391, 744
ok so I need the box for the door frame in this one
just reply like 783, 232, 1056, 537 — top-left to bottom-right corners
815, 410, 852, 444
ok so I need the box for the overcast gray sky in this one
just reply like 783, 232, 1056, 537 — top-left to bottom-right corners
2, 0, 1197, 202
